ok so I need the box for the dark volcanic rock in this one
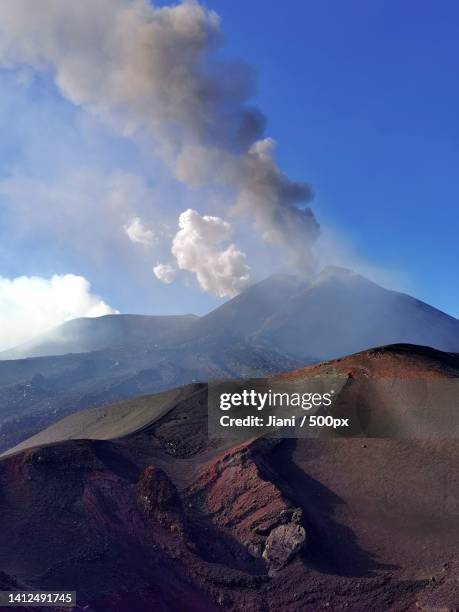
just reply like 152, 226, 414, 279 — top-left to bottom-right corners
137, 465, 185, 534
262, 523, 306, 572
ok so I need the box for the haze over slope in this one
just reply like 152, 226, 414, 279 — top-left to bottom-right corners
0, 314, 198, 360
1, 267, 459, 453
250, 267, 459, 359
3, 267, 459, 362
0, 340, 301, 455
6, 343, 459, 457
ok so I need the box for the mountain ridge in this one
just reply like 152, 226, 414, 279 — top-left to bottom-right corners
3, 267, 459, 362
4, 341, 459, 458
0, 313, 199, 360
0, 342, 457, 610
1, 267, 459, 455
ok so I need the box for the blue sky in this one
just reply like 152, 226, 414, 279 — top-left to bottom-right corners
0, 0, 458, 341
206, 0, 459, 316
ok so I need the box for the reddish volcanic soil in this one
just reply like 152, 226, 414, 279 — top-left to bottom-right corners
283, 343, 459, 380
0, 345, 458, 611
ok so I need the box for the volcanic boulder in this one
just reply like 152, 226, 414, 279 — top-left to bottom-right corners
262, 522, 306, 572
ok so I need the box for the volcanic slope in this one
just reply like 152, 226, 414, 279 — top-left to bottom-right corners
194, 267, 459, 359
1, 344, 458, 611
2, 267, 459, 456
5, 267, 459, 365
0, 341, 302, 455
0, 314, 199, 360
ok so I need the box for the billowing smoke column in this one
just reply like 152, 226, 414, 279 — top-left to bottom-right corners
0, 0, 319, 288
171, 209, 250, 298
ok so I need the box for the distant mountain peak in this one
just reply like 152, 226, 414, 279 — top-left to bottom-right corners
0, 313, 200, 360
259, 266, 360, 288
317, 265, 356, 278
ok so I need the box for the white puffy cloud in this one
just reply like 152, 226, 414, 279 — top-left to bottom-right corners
170, 209, 250, 298
153, 263, 176, 285
124, 216, 155, 246
0, 274, 118, 351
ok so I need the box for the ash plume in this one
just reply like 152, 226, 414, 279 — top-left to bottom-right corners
0, 0, 319, 278
153, 263, 176, 285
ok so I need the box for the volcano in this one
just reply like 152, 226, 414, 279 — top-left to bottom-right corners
1, 267, 459, 456
1, 344, 457, 611
190, 266, 459, 360
3, 267, 459, 363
